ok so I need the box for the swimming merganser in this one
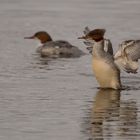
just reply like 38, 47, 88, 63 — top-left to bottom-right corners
24, 31, 85, 58
79, 28, 140, 89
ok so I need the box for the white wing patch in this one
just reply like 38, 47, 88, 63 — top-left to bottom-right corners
55, 46, 60, 49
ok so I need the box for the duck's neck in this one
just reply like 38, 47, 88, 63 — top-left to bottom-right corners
41, 39, 53, 47
92, 40, 105, 58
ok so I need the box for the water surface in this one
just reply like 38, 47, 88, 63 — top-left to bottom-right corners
0, 0, 140, 140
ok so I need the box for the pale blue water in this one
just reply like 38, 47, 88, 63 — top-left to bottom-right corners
0, 0, 140, 140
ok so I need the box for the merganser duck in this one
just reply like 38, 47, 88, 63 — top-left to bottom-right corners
24, 31, 85, 58
79, 28, 140, 89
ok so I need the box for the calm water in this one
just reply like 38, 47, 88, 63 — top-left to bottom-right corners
0, 0, 140, 140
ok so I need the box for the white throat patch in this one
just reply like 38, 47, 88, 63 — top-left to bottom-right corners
34, 37, 43, 47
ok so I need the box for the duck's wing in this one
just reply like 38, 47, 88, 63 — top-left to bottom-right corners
83, 38, 113, 55
80, 26, 93, 53
104, 39, 113, 55
46, 40, 72, 48
114, 40, 140, 73
83, 40, 94, 54
83, 26, 91, 35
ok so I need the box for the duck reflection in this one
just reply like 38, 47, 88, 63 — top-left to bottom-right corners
91, 89, 120, 139
30, 55, 52, 70
119, 100, 138, 137
90, 89, 138, 140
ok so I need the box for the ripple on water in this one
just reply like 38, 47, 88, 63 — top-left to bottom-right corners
83, 89, 140, 140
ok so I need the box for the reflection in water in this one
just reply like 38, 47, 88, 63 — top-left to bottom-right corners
31, 54, 71, 70
30, 54, 53, 70
89, 89, 139, 140
119, 100, 138, 138
91, 89, 120, 139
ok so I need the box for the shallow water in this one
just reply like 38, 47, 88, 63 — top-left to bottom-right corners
0, 0, 140, 140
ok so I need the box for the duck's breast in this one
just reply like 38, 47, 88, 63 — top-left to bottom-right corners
92, 57, 121, 89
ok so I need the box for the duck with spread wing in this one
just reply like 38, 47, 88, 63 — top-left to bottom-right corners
78, 27, 140, 89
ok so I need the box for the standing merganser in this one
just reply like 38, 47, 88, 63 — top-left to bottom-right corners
79, 28, 140, 89
24, 31, 85, 58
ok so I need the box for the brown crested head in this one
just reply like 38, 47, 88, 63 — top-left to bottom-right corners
24, 31, 52, 43
78, 29, 106, 42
